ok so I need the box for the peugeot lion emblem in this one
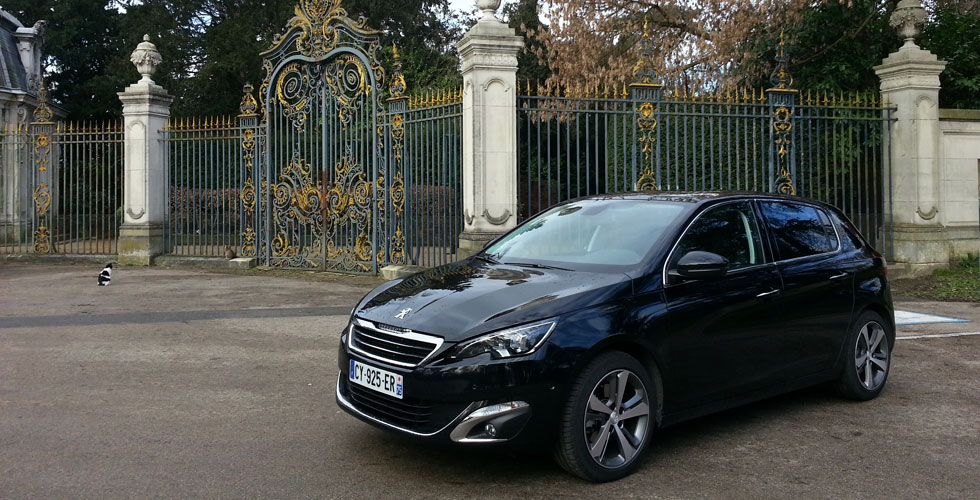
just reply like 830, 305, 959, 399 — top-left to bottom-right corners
395, 308, 412, 320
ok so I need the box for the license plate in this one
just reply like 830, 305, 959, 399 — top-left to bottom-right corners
349, 359, 404, 399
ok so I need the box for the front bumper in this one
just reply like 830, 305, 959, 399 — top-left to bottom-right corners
336, 340, 565, 445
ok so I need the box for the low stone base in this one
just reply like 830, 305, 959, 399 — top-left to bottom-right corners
380, 265, 426, 281
457, 230, 504, 260
887, 224, 950, 277
153, 255, 256, 269
946, 225, 980, 262
117, 224, 164, 266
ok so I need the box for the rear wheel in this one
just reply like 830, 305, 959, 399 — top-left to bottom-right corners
554, 351, 656, 482
836, 311, 891, 400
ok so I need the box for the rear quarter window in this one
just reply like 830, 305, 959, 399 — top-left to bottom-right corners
758, 201, 839, 260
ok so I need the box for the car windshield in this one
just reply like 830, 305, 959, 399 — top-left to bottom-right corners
484, 199, 687, 270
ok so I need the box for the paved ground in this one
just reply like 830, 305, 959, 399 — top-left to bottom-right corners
1, 263, 977, 499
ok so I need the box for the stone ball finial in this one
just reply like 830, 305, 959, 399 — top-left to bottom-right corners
477, 0, 501, 22
890, 0, 928, 47
130, 34, 163, 84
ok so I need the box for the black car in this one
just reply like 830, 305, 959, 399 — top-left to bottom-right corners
336, 192, 893, 482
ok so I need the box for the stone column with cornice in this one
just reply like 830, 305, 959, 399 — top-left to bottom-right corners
117, 35, 173, 265
455, 0, 524, 260
875, 0, 948, 276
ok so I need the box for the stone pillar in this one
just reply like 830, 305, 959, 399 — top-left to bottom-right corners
117, 35, 173, 265
874, 0, 948, 275
455, 0, 524, 259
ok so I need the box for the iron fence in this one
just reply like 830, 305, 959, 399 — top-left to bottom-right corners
517, 87, 894, 254
400, 91, 462, 268
163, 116, 243, 257
0, 121, 123, 255
0, 125, 30, 254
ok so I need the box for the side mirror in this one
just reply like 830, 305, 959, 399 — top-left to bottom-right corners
673, 251, 729, 281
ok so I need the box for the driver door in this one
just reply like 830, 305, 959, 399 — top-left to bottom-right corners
663, 201, 784, 410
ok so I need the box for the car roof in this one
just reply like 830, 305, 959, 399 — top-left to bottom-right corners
570, 191, 830, 208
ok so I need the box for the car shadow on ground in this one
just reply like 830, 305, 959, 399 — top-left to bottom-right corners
336, 384, 845, 485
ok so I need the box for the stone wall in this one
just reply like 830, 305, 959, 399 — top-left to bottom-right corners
939, 109, 980, 261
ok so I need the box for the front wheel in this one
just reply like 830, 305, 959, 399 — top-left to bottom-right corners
554, 351, 656, 482
836, 311, 892, 401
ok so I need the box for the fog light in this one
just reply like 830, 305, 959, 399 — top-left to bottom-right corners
450, 401, 532, 443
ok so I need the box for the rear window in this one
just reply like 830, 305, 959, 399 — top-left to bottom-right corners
759, 201, 839, 260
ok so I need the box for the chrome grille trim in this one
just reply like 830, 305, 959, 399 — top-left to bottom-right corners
349, 318, 444, 368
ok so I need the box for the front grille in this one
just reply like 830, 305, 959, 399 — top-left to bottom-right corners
347, 381, 433, 427
350, 320, 442, 367
342, 377, 469, 434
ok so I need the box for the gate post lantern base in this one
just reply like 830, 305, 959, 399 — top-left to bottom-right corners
455, 4, 523, 261
117, 35, 172, 266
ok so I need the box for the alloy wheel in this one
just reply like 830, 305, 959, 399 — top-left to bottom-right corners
854, 320, 889, 391
583, 369, 651, 469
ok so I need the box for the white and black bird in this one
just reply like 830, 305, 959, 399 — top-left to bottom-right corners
97, 263, 113, 286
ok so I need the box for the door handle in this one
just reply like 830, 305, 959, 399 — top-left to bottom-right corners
755, 289, 781, 299
829, 272, 849, 281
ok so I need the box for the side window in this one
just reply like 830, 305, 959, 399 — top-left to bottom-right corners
759, 201, 839, 260
673, 202, 766, 271
831, 212, 866, 251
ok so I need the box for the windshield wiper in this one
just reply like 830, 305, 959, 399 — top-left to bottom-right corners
505, 261, 574, 271
473, 253, 500, 265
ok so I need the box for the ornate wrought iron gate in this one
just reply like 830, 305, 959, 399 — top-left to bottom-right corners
249, 0, 405, 273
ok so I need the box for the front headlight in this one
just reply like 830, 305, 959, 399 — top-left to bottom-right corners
450, 321, 556, 360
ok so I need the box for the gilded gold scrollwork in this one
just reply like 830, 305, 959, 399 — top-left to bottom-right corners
635, 167, 658, 192
636, 101, 657, 162
241, 226, 257, 258
239, 83, 259, 117
325, 54, 369, 130
391, 225, 406, 265
33, 182, 51, 216
772, 106, 796, 195
33, 224, 50, 254
276, 63, 313, 131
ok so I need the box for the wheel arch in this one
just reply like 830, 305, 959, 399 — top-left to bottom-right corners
858, 302, 896, 348
573, 339, 665, 429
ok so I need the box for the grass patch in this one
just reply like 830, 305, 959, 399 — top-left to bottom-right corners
893, 255, 980, 302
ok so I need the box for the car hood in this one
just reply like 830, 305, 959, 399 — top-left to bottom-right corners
356, 258, 633, 342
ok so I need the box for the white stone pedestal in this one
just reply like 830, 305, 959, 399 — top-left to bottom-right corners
117, 37, 172, 265
455, 13, 523, 259
875, 40, 948, 275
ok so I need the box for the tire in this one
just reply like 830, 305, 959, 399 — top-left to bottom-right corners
835, 311, 892, 401
554, 351, 657, 482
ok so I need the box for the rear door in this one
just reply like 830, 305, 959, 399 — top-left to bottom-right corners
757, 200, 855, 380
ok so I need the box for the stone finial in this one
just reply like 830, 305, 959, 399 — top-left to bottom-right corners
890, 0, 928, 47
477, 0, 501, 22
130, 34, 163, 84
